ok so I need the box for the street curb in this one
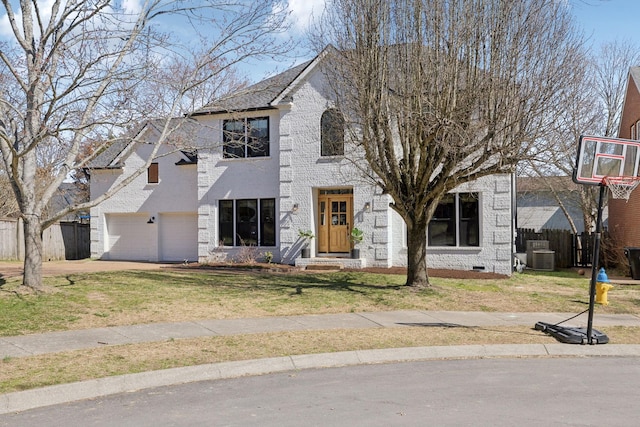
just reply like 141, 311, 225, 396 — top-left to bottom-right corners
2, 343, 640, 415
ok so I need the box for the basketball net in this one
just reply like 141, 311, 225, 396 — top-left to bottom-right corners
603, 176, 640, 202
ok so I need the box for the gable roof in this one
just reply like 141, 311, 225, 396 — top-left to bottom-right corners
192, 59, 316, 114
175, 150, 197, 165
87, 118, 200, 169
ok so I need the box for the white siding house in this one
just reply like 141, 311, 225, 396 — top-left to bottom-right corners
89, 52, 515, 275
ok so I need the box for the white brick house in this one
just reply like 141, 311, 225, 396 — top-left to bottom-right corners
90, 52, 515, 275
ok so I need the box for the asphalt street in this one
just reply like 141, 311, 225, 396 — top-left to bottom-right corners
2, 357, 639, 426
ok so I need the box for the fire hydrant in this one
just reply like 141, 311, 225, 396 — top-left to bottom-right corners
595, 267, 614, 305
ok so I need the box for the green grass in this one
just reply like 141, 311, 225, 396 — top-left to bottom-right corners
1, 267, 638, 337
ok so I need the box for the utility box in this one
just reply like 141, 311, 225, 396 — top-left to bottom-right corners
526, 240, 549, 266
532, 250, 555, 271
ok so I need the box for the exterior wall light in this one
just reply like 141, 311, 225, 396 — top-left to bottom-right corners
364, 202, 371, 212
292, 203, 299, 213
147, 216, 155, 224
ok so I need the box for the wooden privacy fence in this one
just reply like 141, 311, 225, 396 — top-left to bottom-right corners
574, 232, 595, 267
0, 217, 90, 261
516, 228, 585, 269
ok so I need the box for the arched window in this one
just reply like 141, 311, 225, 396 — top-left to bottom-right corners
321, 108, 344, 156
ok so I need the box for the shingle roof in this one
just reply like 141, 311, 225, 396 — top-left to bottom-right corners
87, 118, 200, 169
86, 139, 130, 169
192, 60, 314, 114
175, 150, 197, 165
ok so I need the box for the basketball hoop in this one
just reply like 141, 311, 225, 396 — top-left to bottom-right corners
570, 136, 640, 344
603, 176, 640, 202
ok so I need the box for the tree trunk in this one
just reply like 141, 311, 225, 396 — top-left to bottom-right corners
405, 220, 430, 287
22, 215, 44, 291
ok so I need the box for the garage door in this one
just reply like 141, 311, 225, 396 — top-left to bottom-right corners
106, 213, 152, 260
159, 213, 198, 262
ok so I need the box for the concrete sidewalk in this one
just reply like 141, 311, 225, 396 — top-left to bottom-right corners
2, 310, 640, 415
0, 311, 640, 358
2, 310, 640, 358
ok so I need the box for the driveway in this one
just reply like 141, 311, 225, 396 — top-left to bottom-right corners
0, 260, 174, 279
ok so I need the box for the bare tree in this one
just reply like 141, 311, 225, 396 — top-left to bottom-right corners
0, 0, 292, 291
594, 40, 640, 138
527, 39, 640, 234
316, 0, 584, 287
0, 173, 19, 217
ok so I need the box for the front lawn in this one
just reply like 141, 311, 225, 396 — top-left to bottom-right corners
1, 268, 637, 336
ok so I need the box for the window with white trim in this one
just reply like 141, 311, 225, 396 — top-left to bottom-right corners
219, 199, 275, 246
428, 192, 479, 247
223, 117, 269, 158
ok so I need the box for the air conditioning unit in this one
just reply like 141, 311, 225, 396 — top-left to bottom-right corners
526, 240, 549, 265
532, 250, 555, 271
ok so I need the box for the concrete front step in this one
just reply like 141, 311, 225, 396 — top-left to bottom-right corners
304, 264, 344, 271
295, 257, 366, 270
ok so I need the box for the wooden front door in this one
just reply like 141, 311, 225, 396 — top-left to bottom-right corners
318, 194, 352, 253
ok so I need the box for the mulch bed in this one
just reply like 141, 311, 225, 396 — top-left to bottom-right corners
173, 263, 508, 280
349, 267, 508, 280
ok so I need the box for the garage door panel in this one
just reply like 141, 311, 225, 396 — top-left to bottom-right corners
159, 213, 198, 262
106, 214, 151, 260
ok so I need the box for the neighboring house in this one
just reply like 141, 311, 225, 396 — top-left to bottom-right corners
50, 182, 90, 222
610, 66, 640, 249
0, 179, 86, 221
516, 176, 601, 233
89, 50, 515, 275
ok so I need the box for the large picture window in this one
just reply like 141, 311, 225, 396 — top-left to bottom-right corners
321, 109, 345, 156
428, 192, 479, 247
223, 117, 269, 158
219, 198, 276, 246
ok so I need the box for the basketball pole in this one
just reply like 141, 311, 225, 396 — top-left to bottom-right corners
586, 183, 606, 344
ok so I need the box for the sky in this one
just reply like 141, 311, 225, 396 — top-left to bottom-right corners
572, 0, 640, 47
0, 0, 325, 83
1, 0, 639, 82
246, 0, 640, 83
233, 0, 325, 81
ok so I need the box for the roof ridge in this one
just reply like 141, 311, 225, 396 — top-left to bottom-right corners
193, 58, 316, 114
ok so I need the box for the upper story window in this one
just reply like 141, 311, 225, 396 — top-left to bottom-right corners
223, 117, 269, 159
321, 108, 345, 156
428, 192, 479, 247
147, 162, 159, 184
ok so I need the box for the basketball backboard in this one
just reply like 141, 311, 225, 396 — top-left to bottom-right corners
573, 135, 640, 186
